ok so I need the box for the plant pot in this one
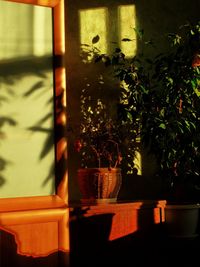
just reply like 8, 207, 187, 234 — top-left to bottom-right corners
77, 168, 122, 204
164, 203, 200, 239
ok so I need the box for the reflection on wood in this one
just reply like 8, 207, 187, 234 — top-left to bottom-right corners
0, 195, 65, 212
53, 0, 68, 203
6, 0, 59, 7
1, 222, 58, 257
70, 200, 166, 241
0, 206, 69, 257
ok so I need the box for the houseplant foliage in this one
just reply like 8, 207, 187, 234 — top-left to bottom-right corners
78, 38, 138, 174
95, 21, 200, 202
141, 21, 200, 238
142, 21, 200, 202
72, 37, 133, 203
74, 95, 123, 202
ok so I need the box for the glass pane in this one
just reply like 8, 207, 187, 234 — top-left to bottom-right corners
0, 1, 55, 198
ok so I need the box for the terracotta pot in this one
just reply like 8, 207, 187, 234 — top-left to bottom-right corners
77, 168, 122, 204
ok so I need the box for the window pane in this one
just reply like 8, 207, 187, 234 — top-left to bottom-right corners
0, 1, 55, 198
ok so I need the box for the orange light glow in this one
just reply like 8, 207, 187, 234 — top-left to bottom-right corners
0, 206, 69, 257
5, 0, 59, 7
53, 0, 68, 204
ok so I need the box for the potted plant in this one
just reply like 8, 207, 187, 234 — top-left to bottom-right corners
121, 21, 200, 238
74, 118, 123, 204
149, 21, 200, 238
143, 21, 200, 238
75, 123, 122, 203
98, 21, 200, 236
70, 36, 141, 204
72, 88, 125, 204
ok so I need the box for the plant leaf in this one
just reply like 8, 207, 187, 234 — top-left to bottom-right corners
92, 35, 100, 44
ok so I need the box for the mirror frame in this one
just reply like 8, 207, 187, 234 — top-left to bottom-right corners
0, 0, 68, 210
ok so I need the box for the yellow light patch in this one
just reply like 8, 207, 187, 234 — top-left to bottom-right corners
79, 8, 108, 61
118, 5, 137, 58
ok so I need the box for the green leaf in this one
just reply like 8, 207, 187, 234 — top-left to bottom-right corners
133, 27, 144, 40
127, 112, 132, 121
159, 123, 166, 129
160, 108, 165, 117
166, 77, 173, 85
191, 80, 196, 89
194, 88, 200, 97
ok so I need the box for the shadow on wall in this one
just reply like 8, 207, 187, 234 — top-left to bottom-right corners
0, 77, 17, 188
0, 55, 56, 197
65, 0, 200, 203
0, 229, 69, 267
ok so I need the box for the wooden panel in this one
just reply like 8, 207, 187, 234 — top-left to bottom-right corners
0, 229, 60, 267
0, 207, 69, 257
0, 196, 66, 213
4, 222, 58, 257
70, 200, 166, 241
5, 0, 59, 7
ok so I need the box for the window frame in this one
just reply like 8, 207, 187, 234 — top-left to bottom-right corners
0, 0, 68, 211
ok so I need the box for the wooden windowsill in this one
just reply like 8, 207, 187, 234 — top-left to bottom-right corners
0, 195, 67, 213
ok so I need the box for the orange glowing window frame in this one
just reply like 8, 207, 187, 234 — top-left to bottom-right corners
0, 0, 68, 210
0, 0, 69, 257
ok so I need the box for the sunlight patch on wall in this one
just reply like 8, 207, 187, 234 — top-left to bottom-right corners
119, 5, 141, 173
0, 1, 33, 59
0, 1, 55, 198
79, 8, 108, 61
0, 1, 52, 59
118, 5, 137, 58
33, 6, 53, 56
134, 149, 142, 176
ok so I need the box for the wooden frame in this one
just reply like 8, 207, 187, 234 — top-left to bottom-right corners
0, 0, 67, 208
0, 0, 69, 258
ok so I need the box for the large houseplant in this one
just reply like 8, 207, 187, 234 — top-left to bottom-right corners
147, 21, 200, 238
142, 21, 200, 238
141, 21, 200, 203
97, 21, 200, 236
103, 21, 200, 202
